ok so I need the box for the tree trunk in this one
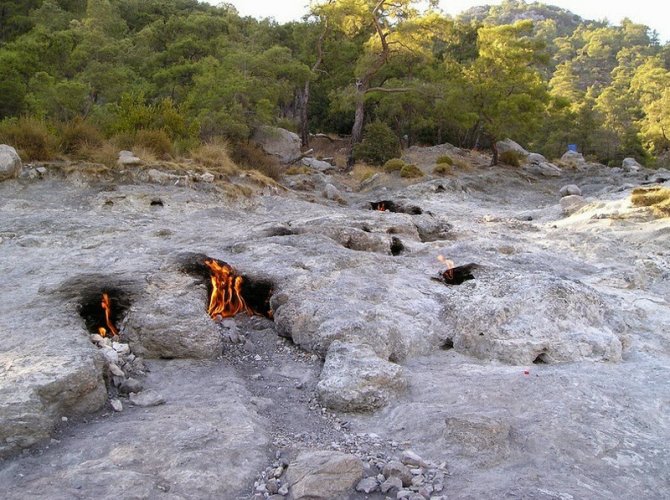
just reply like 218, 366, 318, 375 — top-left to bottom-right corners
298, 81, 310, 148
490, 139, 498, 166
347, 88, 366, 168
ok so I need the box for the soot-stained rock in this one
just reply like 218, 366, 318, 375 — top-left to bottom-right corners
317, 341, 407, 411
286, 450, 364, 499
439, 269, 626, 365
124, 271, 223, 359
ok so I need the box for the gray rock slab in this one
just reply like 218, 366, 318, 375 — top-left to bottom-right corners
286, 450, 364, 499
253, 126, 301, 164
0, 360, 269, 499
317, 340, 407, 411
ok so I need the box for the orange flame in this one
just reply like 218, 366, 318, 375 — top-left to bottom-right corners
204, 259, 253, 319
100, 293, 118, 337
438, 255, 455, 280
377, 202, 386, 211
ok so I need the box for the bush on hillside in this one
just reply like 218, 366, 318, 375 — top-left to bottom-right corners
353, 121, 401, 166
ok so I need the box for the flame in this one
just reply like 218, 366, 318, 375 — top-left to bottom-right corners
377, 202, 386, 211
438, 255, 455, 280
204, 259, 253, 319
100, 293, 118, 337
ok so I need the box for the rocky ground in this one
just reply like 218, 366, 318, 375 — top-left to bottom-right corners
0, 143, 669, 499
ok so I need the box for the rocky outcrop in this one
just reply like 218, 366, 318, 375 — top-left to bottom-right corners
286, 450, 364, 499
317, 341, 407, 411
252, 126, 301, 164
496, 139, 529, 157
622, 157, 643, 172
123, 271, 223, 359
559, 184, 582, 197
560, 194, 587, 215
117, 150, 143, 166
302, 157, 335, 172
0, 144, 22, 181
560, 150, 587, 168
439, 269, 626, 365
524, 152, 562, 177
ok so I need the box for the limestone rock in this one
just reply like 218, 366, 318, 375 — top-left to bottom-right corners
439, 269, 625, 365
124, 271, 223, 359
622, 157, 643, 172
525, 153, 562, 177
0, 145, 22, 181
443, 413, 512, 466
559, 184, 582, 197
317, 341, 407, 412
560, 150, 587, 168
560, 194, 587, 215
382, 461, 413, 487
355, 476, 379, 493
302, 157, 335, 172
323, 183, 346, 204
252, 126, 301, 164
496, 139, 529, 157
129, 389, 165, 407
286, 450, 364, 499
117, 150, 143, 166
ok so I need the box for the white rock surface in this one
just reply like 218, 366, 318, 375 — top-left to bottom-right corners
0, 144, 22, 181
286, 450, 364, 499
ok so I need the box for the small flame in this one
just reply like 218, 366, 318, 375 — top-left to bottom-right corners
205, 259, 253, 319
377, 202, 386, 211
100, 293, 118, 337
438, 255, 455, 280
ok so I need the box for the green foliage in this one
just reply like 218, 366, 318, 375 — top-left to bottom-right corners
400, 164, 424, 178
353, 121, 401, 166
436, 155, 453, 165
499, 150, 523, 166
0, 117, 58, 160
383, 158, 406, 172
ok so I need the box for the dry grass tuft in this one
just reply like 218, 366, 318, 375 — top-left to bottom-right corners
134, 129, 173, 158
400, 164, 424, 179
631, 187, 670, 217
435, 155, 453, 165
351, 164, 380, 183
230, 142, 282, 180
76, 141, 119, 168
453, 157, 474, 171
0, 117, 58, 160
59, 119, 103, 156
383, 158, 406, 172
190, 140, 240, 176
285, 165, 311, 175
433, 163, 452, 176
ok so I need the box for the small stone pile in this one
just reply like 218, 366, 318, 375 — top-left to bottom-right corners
88, 333, 162, 411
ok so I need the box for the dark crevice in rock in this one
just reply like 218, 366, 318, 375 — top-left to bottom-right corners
150, 199, 164, 207
533, 352, 549, 364
390, 237, 405, 256
369, 200, 423, 215
441, 338, 454, 350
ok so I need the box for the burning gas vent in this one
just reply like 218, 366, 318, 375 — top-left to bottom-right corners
433, 256, 478, 285
80, 288, 130, 337
182, 254, 274, 320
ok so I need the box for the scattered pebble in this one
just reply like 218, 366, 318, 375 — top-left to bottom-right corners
110, 399, 123, 412
129, 390, 165, 407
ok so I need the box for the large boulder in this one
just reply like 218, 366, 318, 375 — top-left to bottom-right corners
123, 271, 223, 359
524, 153, 562, 177
317, 340, 407, 411
559, 184, 582, 197
560, 150, 587, 168
622, 157, 643, 172
252, 126, 301, 164
302, 157, 335, 172
439, 269, 626, 365
286, 450, 364, 500
560, 194, 587, 215
496, 139, 529, 157
0, 144, 22, 181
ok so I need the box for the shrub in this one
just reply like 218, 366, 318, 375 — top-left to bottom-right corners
436, 155, 453, 165
352, 121, 401, 166
383, 158, 406, 172
400, 164, 424, 179
134, 129, 173, 158
59, 118, 103, 155
190, 139, 239, 176
433, 163, 452, 176
499, 150, 522, 166
0, 117, 58, 161
453, 157, 473, 170
76, 141, 118, 168
230, 141, 282, 180
631, 187, 670, 217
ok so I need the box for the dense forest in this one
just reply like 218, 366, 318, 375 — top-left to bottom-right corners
1, 0, 669, 167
